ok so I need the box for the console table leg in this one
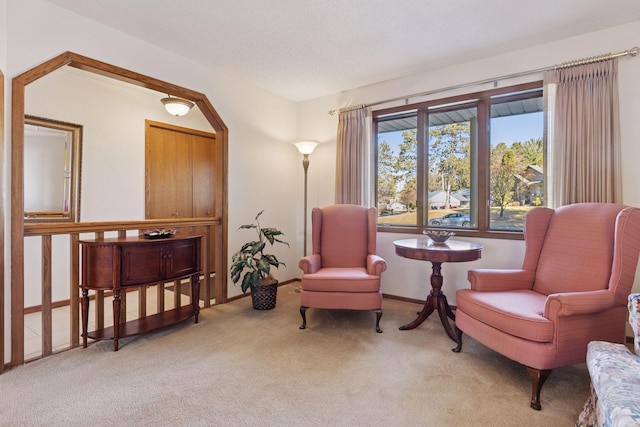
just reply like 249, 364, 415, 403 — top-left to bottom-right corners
113, 290, 121, 351
81, 289, 89, 348
192, 274, 200, 323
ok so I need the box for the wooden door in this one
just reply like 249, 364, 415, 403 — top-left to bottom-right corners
192, 133, 216, 217
191, 133, 216, 273
145, 122, 194, 219
145, 120, 216, 276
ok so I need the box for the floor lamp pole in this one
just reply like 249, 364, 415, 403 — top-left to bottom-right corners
293, 140, 318, 259
302, 154, 310, 256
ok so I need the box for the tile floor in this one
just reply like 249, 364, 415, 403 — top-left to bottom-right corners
24, 284, 193, 361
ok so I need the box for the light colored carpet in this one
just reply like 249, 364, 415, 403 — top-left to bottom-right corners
0, 284, 588, 426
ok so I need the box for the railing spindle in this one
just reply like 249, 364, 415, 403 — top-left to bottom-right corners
41, 235, 52, 357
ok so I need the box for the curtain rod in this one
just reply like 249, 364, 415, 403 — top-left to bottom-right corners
328, 46, 639, 116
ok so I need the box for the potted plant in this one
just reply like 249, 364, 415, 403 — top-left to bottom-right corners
230, 210, 289, 310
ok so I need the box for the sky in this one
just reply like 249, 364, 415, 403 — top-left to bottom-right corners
379, 111, 543, 153
490, 112, 543, 145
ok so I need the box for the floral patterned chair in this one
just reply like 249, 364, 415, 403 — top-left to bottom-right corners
577, 293, 640, 426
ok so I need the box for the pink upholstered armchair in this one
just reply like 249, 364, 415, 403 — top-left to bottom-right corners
298, 204, 387, 332
454, 203, 640, 410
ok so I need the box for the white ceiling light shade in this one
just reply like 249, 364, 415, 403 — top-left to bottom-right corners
161, 96, 195, 116
293, 140, 318, 155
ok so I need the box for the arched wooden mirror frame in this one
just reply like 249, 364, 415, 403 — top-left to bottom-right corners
10, 52, 228, 366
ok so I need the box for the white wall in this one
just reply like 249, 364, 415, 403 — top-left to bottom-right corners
3, 0, 301, 360
298, 21, 640, 303
0, 0, 5, 67
22, 67, 218, 306
26, 68, 214, 221
1, 0, 9, 364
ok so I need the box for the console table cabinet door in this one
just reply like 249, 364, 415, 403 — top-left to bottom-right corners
121, 244, 165, 286
168, 239, 200, 278
120, 239, 200, 286
81, 244, 120, 289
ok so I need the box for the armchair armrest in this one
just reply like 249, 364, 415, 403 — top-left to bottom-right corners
467, 269, 535, 292
544, 289, 615, 318
299, 254, 321, 274
367, 254, 387, 276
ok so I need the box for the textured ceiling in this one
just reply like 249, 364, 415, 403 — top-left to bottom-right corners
43, 0, 640, 102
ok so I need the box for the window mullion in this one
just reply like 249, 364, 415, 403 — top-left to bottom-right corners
476, 99, 490, 230
416, 110, 427, 229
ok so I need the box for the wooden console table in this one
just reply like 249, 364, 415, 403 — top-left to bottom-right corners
80, 234, 202, 351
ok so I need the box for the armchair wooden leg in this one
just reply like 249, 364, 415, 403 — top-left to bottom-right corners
374, 309, 383, 333
527, 367, 552, 410
299, 306, 308, 330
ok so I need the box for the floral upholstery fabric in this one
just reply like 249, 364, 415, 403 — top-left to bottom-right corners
577, 294, 640, 426
630, 294, 640, 357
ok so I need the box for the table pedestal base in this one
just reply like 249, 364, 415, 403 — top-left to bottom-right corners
399, 261, 458, 343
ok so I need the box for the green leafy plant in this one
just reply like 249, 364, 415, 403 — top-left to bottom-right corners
230, 210, 289, 293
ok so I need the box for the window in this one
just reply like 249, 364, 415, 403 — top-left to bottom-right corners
375, 82, 543, 236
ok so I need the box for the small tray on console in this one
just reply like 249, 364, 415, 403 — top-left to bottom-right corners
142, 229, 177, 239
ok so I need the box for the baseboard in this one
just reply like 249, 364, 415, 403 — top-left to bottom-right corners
24, 291, 115, 314
20, 278, 469, 316
382, 293, 429, 306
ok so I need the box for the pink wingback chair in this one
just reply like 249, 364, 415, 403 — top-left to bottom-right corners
454, 203, 640, 410
298, 204, 387, 332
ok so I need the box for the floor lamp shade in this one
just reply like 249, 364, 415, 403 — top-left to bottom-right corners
294, 141, 318, 156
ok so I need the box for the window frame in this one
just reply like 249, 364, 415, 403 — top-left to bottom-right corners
374, 81, 544, 240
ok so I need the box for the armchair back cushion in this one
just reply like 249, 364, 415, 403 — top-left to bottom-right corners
312, 204, 374, 268
533, 203, 621, 296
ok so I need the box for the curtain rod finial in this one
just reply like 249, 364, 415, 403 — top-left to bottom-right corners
629, 47, 639, 57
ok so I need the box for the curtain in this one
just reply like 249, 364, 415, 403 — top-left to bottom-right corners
544, 59, 621, 207
335, 107, 372, 205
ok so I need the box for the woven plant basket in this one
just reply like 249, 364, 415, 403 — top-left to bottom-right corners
251, 282, 278, 310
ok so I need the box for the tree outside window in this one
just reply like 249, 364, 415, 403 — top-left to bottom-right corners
375, 82, 544, 235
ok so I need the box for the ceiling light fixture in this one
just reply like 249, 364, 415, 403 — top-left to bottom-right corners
161, 96, 195, 116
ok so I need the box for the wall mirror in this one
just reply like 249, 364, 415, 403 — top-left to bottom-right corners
24, 115, 82, 222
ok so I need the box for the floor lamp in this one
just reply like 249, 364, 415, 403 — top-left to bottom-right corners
294, 141, 318, 256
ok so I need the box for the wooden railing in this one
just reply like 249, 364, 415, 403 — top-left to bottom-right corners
17, 218, 223, 365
